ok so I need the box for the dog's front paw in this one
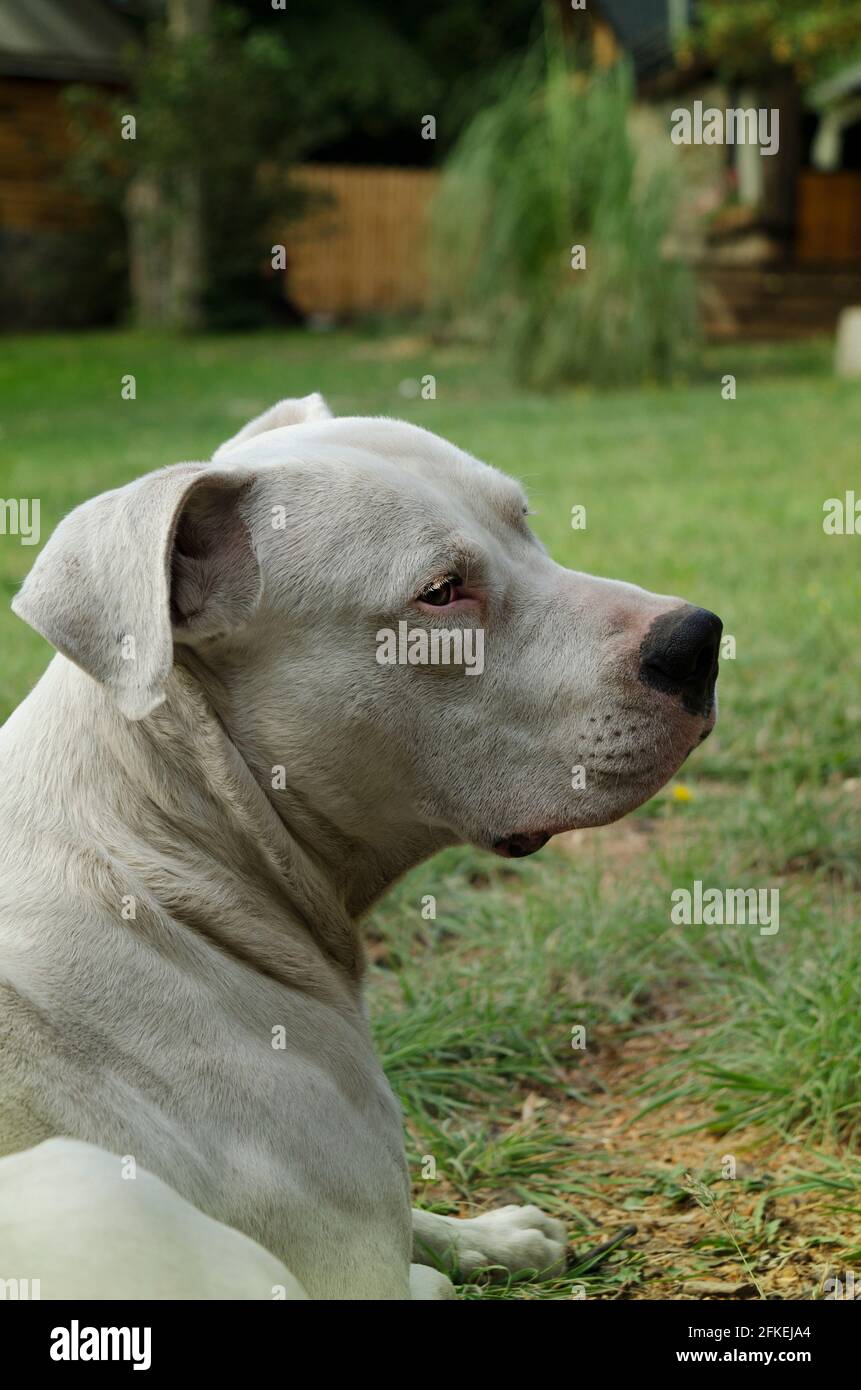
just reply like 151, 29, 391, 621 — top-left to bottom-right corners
410, 1263, 458, 1299
447, 1204, 568, 1280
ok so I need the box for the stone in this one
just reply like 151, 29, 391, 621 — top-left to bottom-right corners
834, 306, 861, 378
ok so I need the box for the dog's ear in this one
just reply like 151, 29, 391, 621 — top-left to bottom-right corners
213, 392, 332, 460
12, 463, 260, 720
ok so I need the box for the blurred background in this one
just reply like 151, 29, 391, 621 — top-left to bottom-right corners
2, 0, 861, 357
2, 0, 861, 1300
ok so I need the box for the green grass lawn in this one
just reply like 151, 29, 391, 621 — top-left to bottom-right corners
1, 329, 859, 1298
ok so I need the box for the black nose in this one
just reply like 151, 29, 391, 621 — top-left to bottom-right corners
639, 606, 722, 713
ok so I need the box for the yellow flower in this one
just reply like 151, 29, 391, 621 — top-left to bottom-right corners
672, 783, 693, 802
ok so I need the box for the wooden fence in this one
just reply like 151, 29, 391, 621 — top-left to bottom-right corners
283, 163, 439, 316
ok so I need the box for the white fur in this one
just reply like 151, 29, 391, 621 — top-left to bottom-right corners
0, 395, 714, 1298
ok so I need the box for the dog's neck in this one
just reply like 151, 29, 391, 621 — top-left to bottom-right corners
174, 647, 459, 921
141, 663, 374, 986
73, 651, 454, 991
17, 658, 364, 994
20, 654, 454, 992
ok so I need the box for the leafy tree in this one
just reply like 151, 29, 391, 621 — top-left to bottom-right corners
67, 5, 324, 327
68, 0, 558, 325
681, 0, 861, 85
232, 0, 543, 161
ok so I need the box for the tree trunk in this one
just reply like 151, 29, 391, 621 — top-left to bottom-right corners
164, 0, 212, 329
126, 0, 212, 328
125, 175, 172, 328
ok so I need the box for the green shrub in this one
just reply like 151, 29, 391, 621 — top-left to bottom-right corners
429, 31, 698, 388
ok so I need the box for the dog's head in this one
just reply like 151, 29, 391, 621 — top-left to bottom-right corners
13, 394, 719, 862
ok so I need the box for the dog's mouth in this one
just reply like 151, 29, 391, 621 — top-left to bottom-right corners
490, 720, 717, 860
492, 832, 551, 859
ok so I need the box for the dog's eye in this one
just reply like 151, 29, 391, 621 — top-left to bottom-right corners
417, 575, 461, 607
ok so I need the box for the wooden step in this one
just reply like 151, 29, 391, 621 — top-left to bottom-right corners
697, 265, 861, 341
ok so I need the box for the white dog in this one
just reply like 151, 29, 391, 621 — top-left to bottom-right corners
0, 395, 720, 1299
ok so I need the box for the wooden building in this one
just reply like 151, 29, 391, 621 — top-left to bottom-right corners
0, 0, 132, 232
0, 0, 134, 326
